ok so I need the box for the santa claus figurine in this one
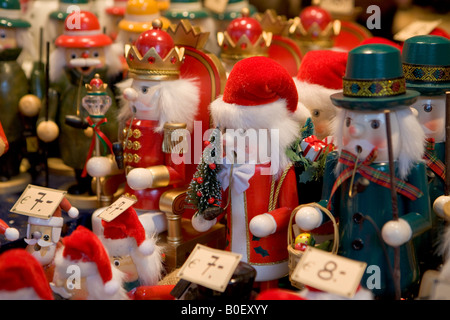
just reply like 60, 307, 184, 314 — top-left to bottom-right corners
295, 44, 431, 299
52, 225, 128, 300
95, 19, 200, 235
0, 249, 54, 300
24, 196, 79, 282
293, 49, 348, 140
403, 35, 450, 272
98, 207, 163, 291
36, 10, 123, 196
191, 56, 306, 288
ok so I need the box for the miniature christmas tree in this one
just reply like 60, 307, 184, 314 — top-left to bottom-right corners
186, 128, 223, 221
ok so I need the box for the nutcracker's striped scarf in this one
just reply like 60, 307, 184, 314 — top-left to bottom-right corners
327, 148, 423, 210
423, 138, 446, 181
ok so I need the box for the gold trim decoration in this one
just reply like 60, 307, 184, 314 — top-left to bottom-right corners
148, 165, 171, 188
132, 129, 142, 139
162, 122, 188, 154
167, 19, 210, 50
343, 77, 406, 98
403, 63, 450, 83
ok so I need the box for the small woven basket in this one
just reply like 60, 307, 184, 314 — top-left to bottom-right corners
287, 203, 339, 289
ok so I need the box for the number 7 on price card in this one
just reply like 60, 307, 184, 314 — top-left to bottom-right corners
177, 244, 242, 293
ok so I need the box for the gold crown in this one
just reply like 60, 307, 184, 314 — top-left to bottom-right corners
288, 16, 341, 49
126, 20, 185, 81
218, 9, 272, 63
85, 74, 108, 95
166, 19, 210, 50
253, 9, 292, 37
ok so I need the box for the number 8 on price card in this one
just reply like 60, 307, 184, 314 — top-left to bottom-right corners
291, 246, 367, 298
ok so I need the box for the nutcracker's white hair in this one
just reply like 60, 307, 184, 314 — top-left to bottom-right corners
332, 106, 425, 180
49, 45, 123, 83
115, 77, 200, 133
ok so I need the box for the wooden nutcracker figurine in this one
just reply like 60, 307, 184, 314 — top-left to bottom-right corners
403, 35, 450, 271
191, 56, 306, 288
0, 249, 54, 300
99, 207, 163, 291
293, 49, 348, 140
217, 8, 272, 76
96, 20, 200, 235
36, 10, 123, 196
24, 196, 79, 282
294, 44, 431, 299
0, 0, 40, 185
52, 225, 128, 300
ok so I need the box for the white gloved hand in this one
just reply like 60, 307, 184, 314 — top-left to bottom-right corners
249, 213, 277, 238
127, 168, 153, 190
433, 195, 450, 220
381, 218, 412, 247
295, 206, 323, 231
191, 213, 216, 232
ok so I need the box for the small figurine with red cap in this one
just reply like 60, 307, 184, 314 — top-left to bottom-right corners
191, 56, 305, 289
217, 8, 272, 76
24, 196, 79, 282
52, 225, 128, 300
36, 10, 123, 195
99, 207, 163, 291
0, 249, 54, 300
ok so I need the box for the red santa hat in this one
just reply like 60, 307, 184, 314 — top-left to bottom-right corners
55, 11, 113, 48
295, 49, 348, 90
0, 218, 19, 241
62, 225, 120, 295
210, 56, 306, 174
101, 207, 155, 256
0, 249, 54, 300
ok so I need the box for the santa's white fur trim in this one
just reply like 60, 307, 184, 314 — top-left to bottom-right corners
210, 97, 301, 175
28, 216, 63, 228
116, 77, 200, 132
138, 239, 155, 256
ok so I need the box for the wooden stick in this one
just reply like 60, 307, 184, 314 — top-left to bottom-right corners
385, 111, 401, 300
445, 91, 450, 196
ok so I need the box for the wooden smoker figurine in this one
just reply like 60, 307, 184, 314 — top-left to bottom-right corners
294, 44, 432, 299
36, 10, 123, 197
0, 0, 41, 187
404, 35, 450, 271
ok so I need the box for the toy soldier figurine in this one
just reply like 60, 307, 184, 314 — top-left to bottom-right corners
295, 44, 432, 299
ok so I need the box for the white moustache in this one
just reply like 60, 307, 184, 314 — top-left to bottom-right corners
70, 58, 101, 67
24, 238, 55, 247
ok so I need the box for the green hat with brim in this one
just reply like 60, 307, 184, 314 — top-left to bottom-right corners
163, 0, 210, 20
49, 0, 89, 21
402, 35, 450, 96
0, 0, 31, 28
330, 44, 420, 111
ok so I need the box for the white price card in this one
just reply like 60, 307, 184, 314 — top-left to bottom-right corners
98, 195, 137, 222
10, 184, 67, 219
177, 244, 242, 293
319, 0, 355, 15
430, 279, 450, 300
291, 246, 367, 298
393, 19, 442, 42
204, 0, 229, 14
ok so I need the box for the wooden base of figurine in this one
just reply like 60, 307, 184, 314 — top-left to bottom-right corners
0, 172, 32, 195
417, 269, 441, 299
47, 158, 75, 176
63, 182, 125, 210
